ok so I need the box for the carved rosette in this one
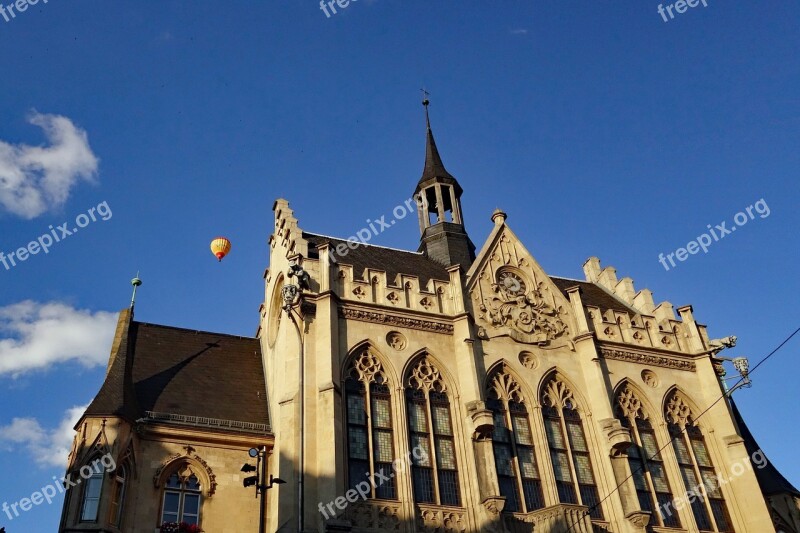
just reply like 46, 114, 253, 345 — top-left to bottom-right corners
641, 369, 659, 388
386, 331, 407, 351
519, 351, 538, 369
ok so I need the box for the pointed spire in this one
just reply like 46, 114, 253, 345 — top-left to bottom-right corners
417, 95, 460, 194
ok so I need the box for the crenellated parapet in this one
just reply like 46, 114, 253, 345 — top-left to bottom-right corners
581, 257, 711, 355
333, 265, 454, 315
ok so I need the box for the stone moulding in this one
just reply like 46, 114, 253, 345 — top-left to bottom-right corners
600, 347, 696, 372
339, 307, 454, 335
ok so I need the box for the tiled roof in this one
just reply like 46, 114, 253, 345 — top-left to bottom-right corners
304, 232, 451, 286
551, 277, 637, 314
85, 319, 269, 433
306, 233, 636, 314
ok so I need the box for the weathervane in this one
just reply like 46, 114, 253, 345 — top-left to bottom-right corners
421, 88, 431, 127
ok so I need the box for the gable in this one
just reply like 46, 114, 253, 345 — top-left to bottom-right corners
467, 224, 576, 348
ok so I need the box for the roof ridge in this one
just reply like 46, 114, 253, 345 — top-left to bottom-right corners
550, 275, 587, 283
304, 231, 427, 256
134, 321, 257, 340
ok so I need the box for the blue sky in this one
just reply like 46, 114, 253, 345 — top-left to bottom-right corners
0, 1, 798, 530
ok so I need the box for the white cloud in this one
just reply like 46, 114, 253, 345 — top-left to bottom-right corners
0, 301, 117, 377
0, 112, 99, 219
509, 28, 528, 35
0, 404, 88, 467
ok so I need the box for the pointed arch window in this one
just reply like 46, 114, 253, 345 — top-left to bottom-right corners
541, 375, 603, 519
615, 385, 680, 528
344, 349, 397, 499
79, 460, 105, 522
406, 356, 461, 506
109, 463, 127, 527
487, 366, 544, 513
160, 470, 202, 526
665, 393, 734, 532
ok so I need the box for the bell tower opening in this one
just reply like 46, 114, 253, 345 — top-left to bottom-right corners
414, 97, 475, 270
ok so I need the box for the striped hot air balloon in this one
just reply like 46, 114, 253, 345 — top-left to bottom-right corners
210, 237, 231, 262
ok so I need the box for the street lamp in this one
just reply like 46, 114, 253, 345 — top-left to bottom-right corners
242, 446, 285, 533
718, 356, 752, 395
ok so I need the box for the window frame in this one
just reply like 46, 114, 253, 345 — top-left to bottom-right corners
108, 464, 127, 527
541, 378, 604, 520
79, 461, 105, 523
488, 397, 545, 514
405, 357, 462, 508
668, 422, 734, 532
159, 472, 202, 527
615, 396, 683, 529
344, 374, 398, 500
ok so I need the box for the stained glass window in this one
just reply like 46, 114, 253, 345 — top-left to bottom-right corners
487, 373, 544, 514
406, 359, 461, 507
512, 414, 533, 446
669, 418, 734, 532
543, 387, 602, 519
344, 353, 396, 501
494, 445, 514, 476
615, 392, 680, 529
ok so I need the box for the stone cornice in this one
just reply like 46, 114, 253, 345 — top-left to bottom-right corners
339, 306, 454, 335
599, 345, 696, 372
137, 422, 274, 449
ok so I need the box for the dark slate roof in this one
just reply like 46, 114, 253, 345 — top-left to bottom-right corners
551, 277, 637, 314
731, 400, 800, 497
304, 232, 451, 286
85, 318, 269, 433
85, 308, 141, 423
415, 123, 462, 196
306, 233, 636, 314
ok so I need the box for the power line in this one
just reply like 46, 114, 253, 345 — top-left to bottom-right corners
562, 326, 800, 533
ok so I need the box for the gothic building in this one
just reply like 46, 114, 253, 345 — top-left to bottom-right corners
60, 107, 799, 533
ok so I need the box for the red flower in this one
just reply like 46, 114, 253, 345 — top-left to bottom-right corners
159, 522, 204, 533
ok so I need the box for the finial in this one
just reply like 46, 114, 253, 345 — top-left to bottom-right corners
491, 208, 507, 225
421, 87, 431, 129
130, 272, 142, 310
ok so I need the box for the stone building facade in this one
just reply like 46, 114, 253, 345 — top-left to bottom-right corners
61, 111, 799, 533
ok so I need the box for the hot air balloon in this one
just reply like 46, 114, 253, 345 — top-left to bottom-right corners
210, 237, 231, 262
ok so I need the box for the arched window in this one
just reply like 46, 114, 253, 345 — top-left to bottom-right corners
344, 349, 396, 499
541, 375, 603, 519
79, 461, 104, 522
487, 365, 544, 513
615, 385, 680, 528
665, 392, 733, 532
160, 470, 202, 526
109, 464, 127, 527
406, 356, 461, 506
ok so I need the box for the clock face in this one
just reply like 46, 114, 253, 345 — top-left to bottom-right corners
497, 270, 526, 295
